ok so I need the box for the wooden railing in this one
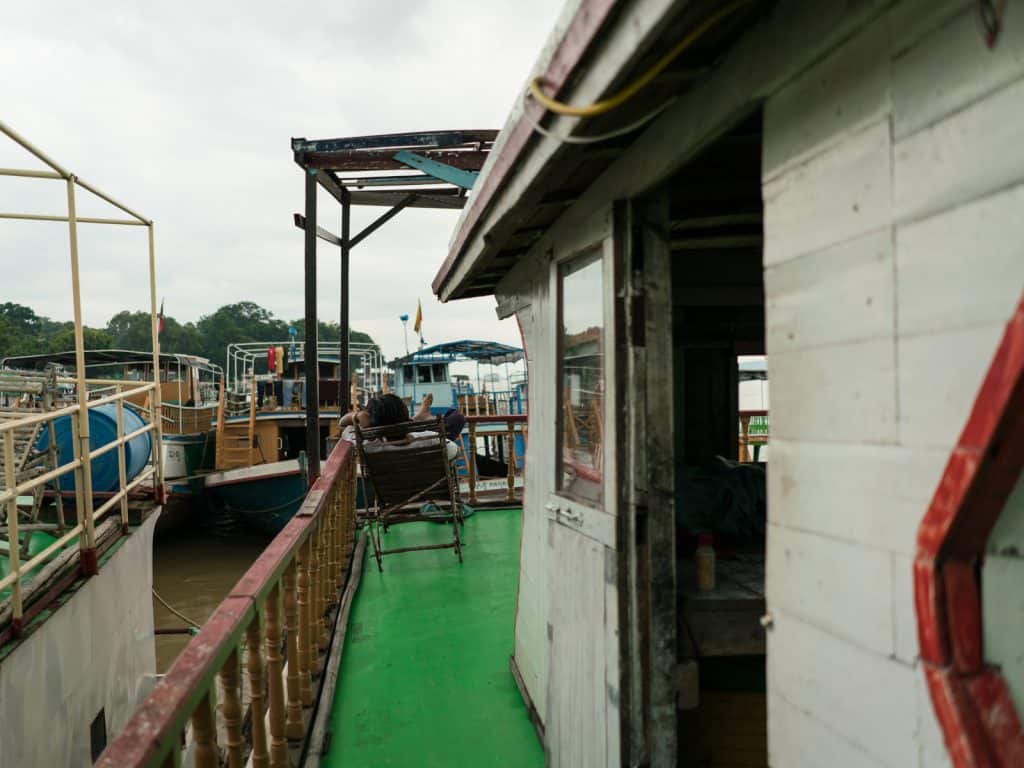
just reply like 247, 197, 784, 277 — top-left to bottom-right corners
738, 409, 769, 462
0, 377, 162, 638
462, 414, 527, 505
99, 439, 359, 768
162, 403, 219, 436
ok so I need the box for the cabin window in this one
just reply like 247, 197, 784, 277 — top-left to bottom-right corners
417, 365, 432, 384
402, 364, 413, 383
432, 363, 447, 382
556, 249, 604, 505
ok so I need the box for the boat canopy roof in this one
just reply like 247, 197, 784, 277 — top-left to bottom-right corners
0, 349, 213, 371
738, 359, 767, 381
391, 340, 523, 367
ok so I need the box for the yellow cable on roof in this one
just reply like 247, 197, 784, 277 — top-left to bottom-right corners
528, 0, 755, 119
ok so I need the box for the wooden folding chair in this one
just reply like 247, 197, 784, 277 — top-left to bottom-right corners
354, 416, 463, 571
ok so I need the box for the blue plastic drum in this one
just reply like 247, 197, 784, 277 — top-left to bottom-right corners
36, 403, 153, 492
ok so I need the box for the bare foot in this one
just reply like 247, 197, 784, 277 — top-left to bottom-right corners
414, 392, 434, 420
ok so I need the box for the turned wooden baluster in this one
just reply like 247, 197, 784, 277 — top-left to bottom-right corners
191, 690, 217, 768
246, 614, 269, 768
284, 559, 304, 740
506, 420, 516, 503
307, 528, 322, 674
296, 539, 314, 705
318, 519, 331, 646
219, 647, 243, 767
739, 413, 751, 462
265, 585, 288, 766
467, 421, 478, 504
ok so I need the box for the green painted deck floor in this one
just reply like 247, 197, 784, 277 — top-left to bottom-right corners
322, 508, 544, 768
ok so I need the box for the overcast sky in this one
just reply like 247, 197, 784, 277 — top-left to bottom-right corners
0, 1, 563, 362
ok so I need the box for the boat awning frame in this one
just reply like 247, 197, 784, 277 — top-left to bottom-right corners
290, 130, 498, 485
390, 339, 524, 367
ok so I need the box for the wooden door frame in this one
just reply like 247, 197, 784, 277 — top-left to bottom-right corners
614, 194, 678, 767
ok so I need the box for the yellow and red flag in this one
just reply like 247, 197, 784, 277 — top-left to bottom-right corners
413, 299, 422, 334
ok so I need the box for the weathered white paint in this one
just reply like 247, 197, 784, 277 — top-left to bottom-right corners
894, 75, 1024, 224
896, 183, 1024, 337
546, 521, 608, 768
767, 439, 946, 557
768, 337, 897, 445
766, 523, 894, 657
984, 474, 1024, 715
768, 692, 880, 768
454, 0, 1024, 762
763, 120, 893, 266
892, 4, 1024, 140
767, 607, 918, 767
0, 513, 158, 766
762, 0, 1024, 761
765, 228, 894, 353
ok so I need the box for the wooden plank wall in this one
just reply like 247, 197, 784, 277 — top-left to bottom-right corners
762, 2, 1024, 765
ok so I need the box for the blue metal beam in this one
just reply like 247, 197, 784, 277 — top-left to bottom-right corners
393, 150, 479, 190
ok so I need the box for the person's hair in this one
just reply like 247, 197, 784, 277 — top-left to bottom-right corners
366, 394, 409, 427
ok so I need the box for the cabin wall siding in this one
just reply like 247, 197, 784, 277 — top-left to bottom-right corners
764, 0, 1023, 765
0, 515, 158, 766
501, 270, 553, 729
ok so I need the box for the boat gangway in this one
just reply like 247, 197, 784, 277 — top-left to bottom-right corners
100, 413, 531, 767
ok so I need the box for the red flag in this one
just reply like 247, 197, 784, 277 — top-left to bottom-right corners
158, 299, 165, 335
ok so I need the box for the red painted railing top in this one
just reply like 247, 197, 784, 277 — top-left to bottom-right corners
97, 440, 354, 767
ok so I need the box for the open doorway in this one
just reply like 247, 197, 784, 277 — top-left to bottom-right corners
665, 111, 768, 767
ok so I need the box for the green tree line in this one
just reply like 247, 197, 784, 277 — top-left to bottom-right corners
0, 301, 377, 369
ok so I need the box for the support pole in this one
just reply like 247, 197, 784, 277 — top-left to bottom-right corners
340, 192, 351, 413
148, 224, 165, 497
67, 177, 97, 573
304, 170, 321, 485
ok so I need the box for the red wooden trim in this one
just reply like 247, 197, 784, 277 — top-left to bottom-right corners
99, 440, 354, 767
915, 292, 1024, 767
431, 0, 619, 296
738, 409, 768, 417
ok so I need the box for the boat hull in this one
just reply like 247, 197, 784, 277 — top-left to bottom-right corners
204, 461, 308, 535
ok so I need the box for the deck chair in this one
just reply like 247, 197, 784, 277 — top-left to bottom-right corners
354, 416, 463, 571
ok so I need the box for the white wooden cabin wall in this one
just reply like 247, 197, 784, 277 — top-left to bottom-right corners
502, 263, 553, 729
763, 2, 1024, 765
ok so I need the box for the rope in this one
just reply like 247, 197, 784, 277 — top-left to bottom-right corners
527, 0, 755, 118
152, 588, 201, 629
521, 92, 677, 145
221, 492, 308, 516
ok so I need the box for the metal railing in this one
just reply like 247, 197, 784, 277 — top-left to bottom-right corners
0, 378, 160, 633
0, 119, 166, 636
461, 414, 527, 505
226, 341, 383, 395
99, 439, 359, 767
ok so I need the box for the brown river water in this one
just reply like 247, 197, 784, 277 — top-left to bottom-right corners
151, 528, 271, 672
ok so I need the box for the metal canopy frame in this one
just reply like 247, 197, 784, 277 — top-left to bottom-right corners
291, 129, 497, 485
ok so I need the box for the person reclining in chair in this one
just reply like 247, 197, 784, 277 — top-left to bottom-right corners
340, 393, 461, 461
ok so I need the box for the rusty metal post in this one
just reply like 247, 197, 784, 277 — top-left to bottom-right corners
303, 168, 321, 486
340, 192, 351, 416
506, 419, 516, 503
467, 421, 478, 504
